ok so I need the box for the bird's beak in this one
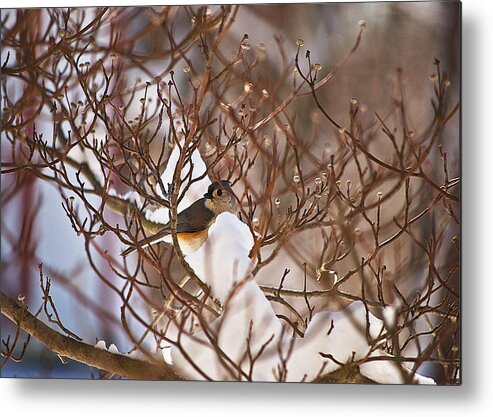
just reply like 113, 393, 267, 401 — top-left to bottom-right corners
203, 192, 212, 199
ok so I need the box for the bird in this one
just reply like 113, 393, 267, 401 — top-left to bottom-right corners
121, 180, 239, 257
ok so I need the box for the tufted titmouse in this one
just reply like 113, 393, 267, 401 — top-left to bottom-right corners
121, 180, 239, 257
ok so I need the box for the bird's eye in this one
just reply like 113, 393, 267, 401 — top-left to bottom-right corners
216, 189, 223, 197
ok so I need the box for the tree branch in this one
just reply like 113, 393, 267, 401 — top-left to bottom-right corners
1, 291, 182, 380
313, 365, 377, 384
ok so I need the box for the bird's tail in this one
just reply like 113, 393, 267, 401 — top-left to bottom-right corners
121, 230, 170, 257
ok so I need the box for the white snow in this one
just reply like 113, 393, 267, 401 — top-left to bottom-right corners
108, 343, 120, 354
160, 342, 173, 365
94, 340, 120, 355
184, 213, 256, 301
94, 340, 107, 350
144, 207, 170, 225
68, 141, 106, 186
382, 305, 397, 329
168, 213, 436, 384
121, 191, 144, 208
157, 141, 211, 211
143, 141, 211, 226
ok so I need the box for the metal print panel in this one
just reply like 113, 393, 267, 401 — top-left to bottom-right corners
0, 1, 460, 384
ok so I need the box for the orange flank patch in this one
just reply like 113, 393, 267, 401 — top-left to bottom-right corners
177, 228, 209, 254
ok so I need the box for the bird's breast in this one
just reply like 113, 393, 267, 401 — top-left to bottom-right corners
177, 228, 210, 256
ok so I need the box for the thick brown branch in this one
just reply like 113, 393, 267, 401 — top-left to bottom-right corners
314, 365, 377, 384
1, 291, 182, 380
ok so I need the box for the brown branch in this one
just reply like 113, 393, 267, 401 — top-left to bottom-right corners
313, 364, 377, 384
0, 291, 182, 381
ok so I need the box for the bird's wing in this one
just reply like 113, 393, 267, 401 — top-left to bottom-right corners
175, 198, 215, 233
